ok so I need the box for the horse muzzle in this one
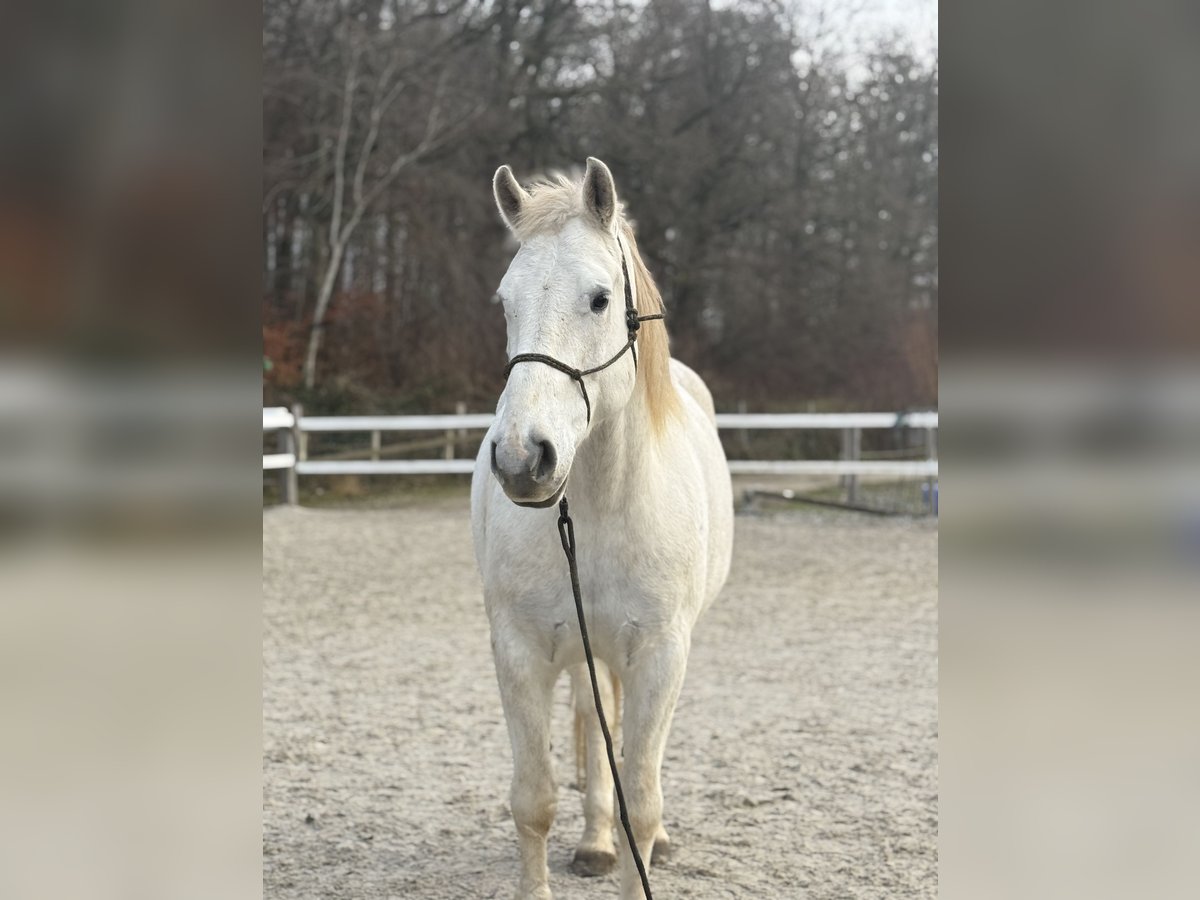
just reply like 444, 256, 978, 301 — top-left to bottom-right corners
490, 431, 566, 507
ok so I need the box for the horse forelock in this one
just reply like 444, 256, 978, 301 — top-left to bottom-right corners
510, 173, 597, 241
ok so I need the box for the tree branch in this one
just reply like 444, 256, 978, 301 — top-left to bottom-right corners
329, 41, 361, 249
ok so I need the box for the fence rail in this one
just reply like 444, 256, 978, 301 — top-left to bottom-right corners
262, 407, 295, 430
296, 459, 477, 475
298, 413, 496, 432
263, 407, 937, 504
726, 459, 937, 477
284, 411, 936, 433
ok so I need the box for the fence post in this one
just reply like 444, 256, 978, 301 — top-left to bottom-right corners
455, 401, 467, 458
370, 430, 381, 461
281, 403, 301, 506
293, 402, 307, 464
841, 426, 860, 504
446, 400, 463, 460
736, 399, 751, 457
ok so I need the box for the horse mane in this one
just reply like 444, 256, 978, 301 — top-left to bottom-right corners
512, 173, 682, 435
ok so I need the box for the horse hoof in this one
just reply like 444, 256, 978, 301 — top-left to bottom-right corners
651, 836, 672, 864
570, 847, 617, 877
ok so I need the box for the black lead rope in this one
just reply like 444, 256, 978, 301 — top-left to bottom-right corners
502, 246, 663, 425
557, 498, 654, 900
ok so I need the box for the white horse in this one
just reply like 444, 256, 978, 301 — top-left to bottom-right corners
471, 158, 734, 900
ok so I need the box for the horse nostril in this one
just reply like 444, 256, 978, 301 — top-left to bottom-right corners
535, 440, 556, 481
490, 440, 500, 475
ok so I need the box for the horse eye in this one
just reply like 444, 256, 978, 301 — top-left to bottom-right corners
590, 291, 610, 312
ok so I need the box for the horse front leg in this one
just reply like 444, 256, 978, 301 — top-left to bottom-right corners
615, 630, 689, 900
492, 635, 559, 900
568, 660, 618, 877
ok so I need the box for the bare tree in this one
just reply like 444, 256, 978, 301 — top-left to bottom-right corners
301, 29, 464, 389
263, 0, 939, 411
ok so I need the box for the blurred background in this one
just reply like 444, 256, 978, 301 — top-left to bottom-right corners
261, 0, 939, 515
262, 0, 938, 416
942, 1, 1200, 898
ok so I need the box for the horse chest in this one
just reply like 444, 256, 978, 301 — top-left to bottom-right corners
492, 523, 668, 671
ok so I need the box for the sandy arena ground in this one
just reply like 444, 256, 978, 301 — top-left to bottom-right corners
264, 494, 938, 898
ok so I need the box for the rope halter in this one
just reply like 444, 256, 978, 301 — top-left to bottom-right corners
501, 236, 664, 425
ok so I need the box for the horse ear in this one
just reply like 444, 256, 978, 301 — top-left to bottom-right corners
493, 165, 528, 231
582, 157, 617, 230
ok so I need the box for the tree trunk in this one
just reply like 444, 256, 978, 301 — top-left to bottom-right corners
302, 239, 347, 389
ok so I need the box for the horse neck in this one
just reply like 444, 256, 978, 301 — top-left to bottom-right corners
569, 380, 655, 512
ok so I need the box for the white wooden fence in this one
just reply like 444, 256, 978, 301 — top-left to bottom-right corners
263, 407, 937, 505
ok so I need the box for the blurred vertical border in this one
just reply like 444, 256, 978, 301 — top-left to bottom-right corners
944, 0, 1200, 897
1, 1, 262, 898
2, 0, 1197, 896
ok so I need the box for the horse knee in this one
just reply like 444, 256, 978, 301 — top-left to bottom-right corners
625, 793, 663, 842
511, 783, 556, 838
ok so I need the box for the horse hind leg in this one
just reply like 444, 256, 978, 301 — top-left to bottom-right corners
651, 822, 672, 863
568, 661, 620, 877
572, 693, 586, 793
